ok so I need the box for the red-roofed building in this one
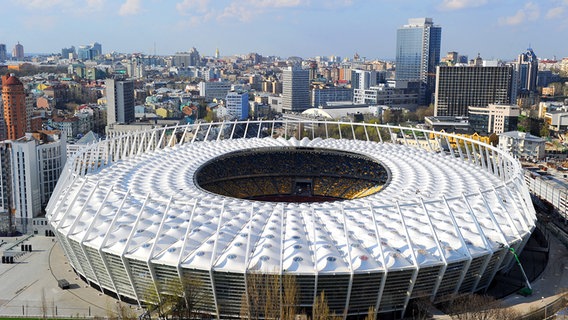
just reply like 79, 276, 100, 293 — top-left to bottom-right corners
2, 74, 26, 140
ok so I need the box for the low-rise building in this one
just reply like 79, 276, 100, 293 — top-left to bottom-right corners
498, 131, 546, 160
468, 104, 520, 134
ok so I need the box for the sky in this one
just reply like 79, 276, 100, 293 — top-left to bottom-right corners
1, 0, 567, 61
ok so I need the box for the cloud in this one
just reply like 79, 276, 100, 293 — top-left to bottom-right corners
546, 6, 565, 19
245, 0, 302, 8
15, 0, 70, 9
438, 0, 488, 10
498, 2, 540, 26
176, 0, 210, 14
119, 0, 141, 16
22, 15, 58, 29
176, 0, 355, 26
86, 0, 105, 11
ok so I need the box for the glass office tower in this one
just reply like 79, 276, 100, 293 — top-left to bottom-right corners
395, 18, 441, 106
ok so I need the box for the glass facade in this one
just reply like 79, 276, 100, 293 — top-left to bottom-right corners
395, 18, 441, 105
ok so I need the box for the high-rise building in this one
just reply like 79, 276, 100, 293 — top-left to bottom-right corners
10, 131, 66, 233
351, 69, 378, 91
0, 44, 7, 62
434, 63, 516, 117
106, 77, 135, 125
2, 74, 27, 140
77, 42, 102, 60
282, 66, 310, 112
12, 42, 24, 60
61, 46, 76, 59
516, 48, 538, 94
225, 91, 249, 120
172, 47, 201, 67
0, 142, 13, 234
395, 18, 441, 105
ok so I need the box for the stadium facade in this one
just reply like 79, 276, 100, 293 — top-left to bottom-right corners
46, 120, 536, 319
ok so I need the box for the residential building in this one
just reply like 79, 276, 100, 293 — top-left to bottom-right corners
199, 80, 232, 101
0, 44, 7, 62
351, 69, 378, 91
545, 111, 568, 132
2, 74, 26, 140
395, 18, 441, 105
172, 47, 201, 67
10, 131, 67, 233
49, 116, 80, 140
434, 63, 516, 117
0, 142, 13, 234
61, 46, 76, 59
311, 86, 353, 107
225, 91, 249, 120
282, 66, 310, 112
106, 77, 135, 125
498, 131, 545, 160
354, 82, 418, 109
468, 104, 520, 134
12, 42, 24, 60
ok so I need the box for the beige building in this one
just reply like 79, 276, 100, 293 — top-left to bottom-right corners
468, 104, 520, 134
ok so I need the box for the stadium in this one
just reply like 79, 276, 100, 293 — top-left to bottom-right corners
46, 120, 536, 319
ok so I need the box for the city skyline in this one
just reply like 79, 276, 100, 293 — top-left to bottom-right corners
1, 0, 567, 60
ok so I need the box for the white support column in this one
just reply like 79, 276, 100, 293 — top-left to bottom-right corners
99, 188, 132, 302
179, 124, 190, 145
120, 193, 152, 304
148, 197, 174, 295
394, 202, 419, 315
209, 200, 226, 319
418, 198, 448, 300
243, 119, 250, 138
369, 203, 388, 313
433, 196, 473, 299
204, 123, 213, 141
243, 203, 255, 312
460, 194, 495, 292
350, 121, 356, 141
377, 125, 383, 143
191, 123, 201, 143
176, 200, 199, 274
217, 121, 225, 141
340, 204, 354, 320
54, 177, 89, 229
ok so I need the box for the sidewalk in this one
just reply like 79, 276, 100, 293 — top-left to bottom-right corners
501, 233, 568, 316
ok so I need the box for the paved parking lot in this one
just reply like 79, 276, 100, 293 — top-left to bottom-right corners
0, 235, 141, 318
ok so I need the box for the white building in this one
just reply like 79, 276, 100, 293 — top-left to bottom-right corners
353, 83, 418, 109
11, 130, 66, 233
225, 91, 249, 120
498, 131, 546, 160
468, 104, 520, 134
199, 80, 232, 101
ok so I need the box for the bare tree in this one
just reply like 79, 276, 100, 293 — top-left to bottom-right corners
311, 292, 330, 320
443, 294, 520, 320
281, 274, 298, 320
40, 288, 48, 320
364, 306, 376, 320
